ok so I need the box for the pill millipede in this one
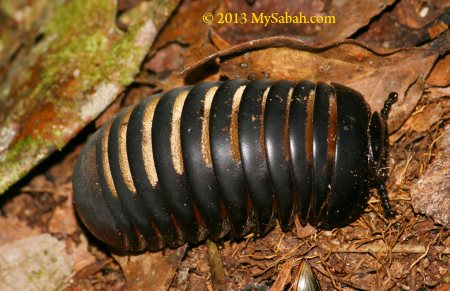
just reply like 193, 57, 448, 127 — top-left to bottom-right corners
72, 79, 398, 251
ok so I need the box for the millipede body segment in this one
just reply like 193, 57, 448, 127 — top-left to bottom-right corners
73, 80, 396, 251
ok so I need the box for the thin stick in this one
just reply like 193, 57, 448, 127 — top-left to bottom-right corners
408, 233, 440, 271
206, 239, 227, 291
322, 243, 449, 254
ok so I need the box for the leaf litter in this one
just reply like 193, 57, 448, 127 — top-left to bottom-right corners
0, 0, 449, 290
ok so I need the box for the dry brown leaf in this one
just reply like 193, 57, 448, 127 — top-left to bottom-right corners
152, 0, 220, 49
48, 181, 78, 235
48, 202, 78, 235
70, 241, 97, 275
213, 0, 396, 45
218, 44, 436, 132
356, 0, 449, 47
138, 0, 222, 90
113, 245, 187, 290
389, 86, 450, 143
183, 36, 443, 131
294, 217, 317, 239
426, 85, 450, 98
271, 258, 296, 291
404, 99, 449, 132
436, 284, 450, 291
185, 273, 208, 291
210, 28, 232, 50
391, 0, 448, 29
145, 43, 186, 73
318, 0, 396, 44
0, 217, 40, 245
426, 53, 450, 86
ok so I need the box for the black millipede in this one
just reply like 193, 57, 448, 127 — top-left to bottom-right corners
72, 79, 398, 251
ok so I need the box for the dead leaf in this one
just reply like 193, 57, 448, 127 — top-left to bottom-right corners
213, 0, 396, 45
183, 36, 444, 131
426, 85, 450, 98
271, 258, 295, 291
389, 86, 450, 143
427, 53, 450, 86
113, 245, 187, 290
406, 99, 449, 132
356, 1, 449, 47
152, 0, 219, 50
294, 217, 317, 239
70, 240, 98, 275
186, 273, 208, 291
145, 43, 186, 74
148, 0, 220, 84
48, 200, 78, 235
0, 217, 40, 245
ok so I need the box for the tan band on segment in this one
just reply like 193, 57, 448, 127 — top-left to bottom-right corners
284, 87, 294, 160
319, 88, 338, 217
142, 96, 161, 187
101, 122, 118, 197
171, 90, 190, 175
118, 108, 137, 193
305, 89, 316, 163
230, 85, 246, 162
201, 86, 219, 167
327, 92, 337, 171
260, 86, 271, 161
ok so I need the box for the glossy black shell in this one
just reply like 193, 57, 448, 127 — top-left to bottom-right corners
73, 80, 385, 251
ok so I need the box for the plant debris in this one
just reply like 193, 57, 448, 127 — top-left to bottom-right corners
0, 0, 449, 290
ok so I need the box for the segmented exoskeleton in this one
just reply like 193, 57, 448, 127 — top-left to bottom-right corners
73, 80, 397, 251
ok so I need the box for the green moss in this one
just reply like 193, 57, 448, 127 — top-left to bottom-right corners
0, 128, 66, 193
0, 0, 180, 194
104, 26, 144, 85
4, 136, 45, 164
36, 0, 145, 102
51, 128, 68, 151
45, 0, 115, 37
0, 0, 13, 16
36, 0, 116, 101
0, 136, 46, 194
40, 32, 110, 87
0, 37, 4, 57
29, 268, 45, 281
